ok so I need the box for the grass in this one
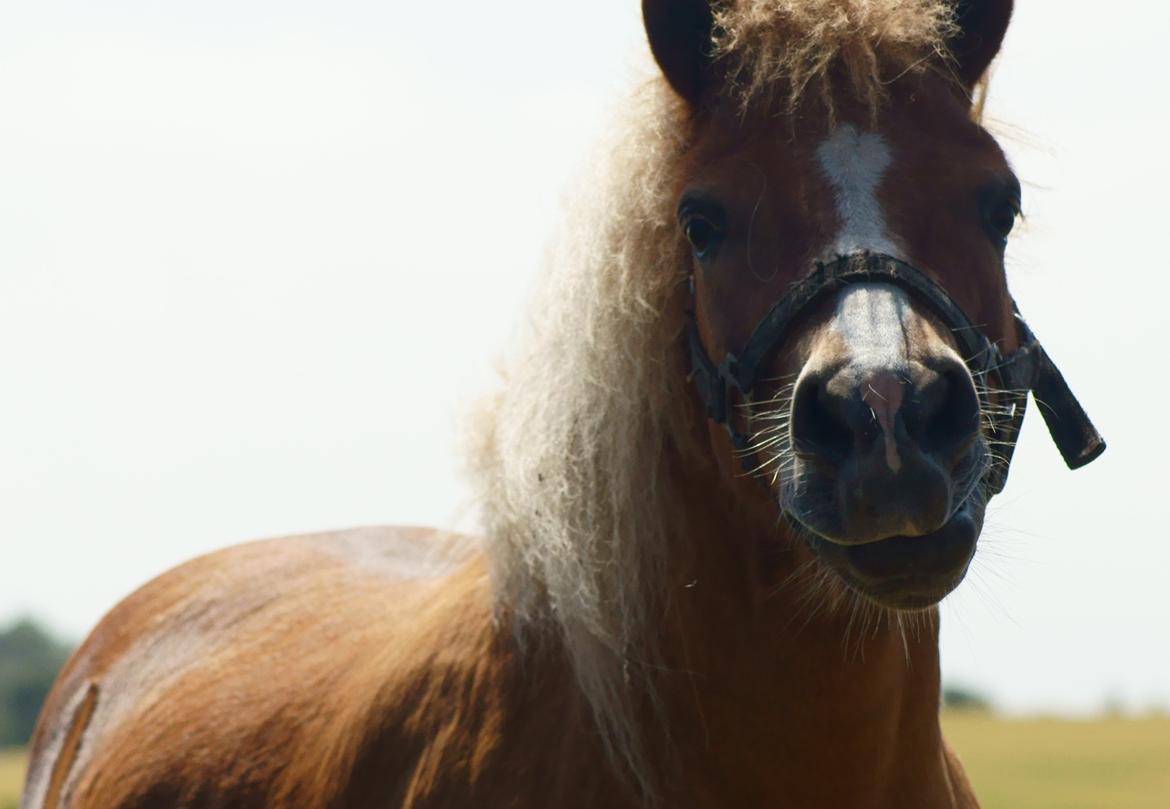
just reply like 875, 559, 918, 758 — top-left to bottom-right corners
943, 712, 1170, 809
0, 717, 1166, 807
0, 748, 24, 809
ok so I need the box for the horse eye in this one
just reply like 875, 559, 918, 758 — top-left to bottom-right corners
678, 195, 727, 262
684, 216, 719, 257
986, 199, 1019, 243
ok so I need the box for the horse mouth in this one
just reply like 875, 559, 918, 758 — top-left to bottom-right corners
797, 503, 981, 610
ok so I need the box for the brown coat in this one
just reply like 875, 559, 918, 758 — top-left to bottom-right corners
25, 522, 978, 809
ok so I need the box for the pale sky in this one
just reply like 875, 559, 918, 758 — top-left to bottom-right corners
1, 1, 1166, 716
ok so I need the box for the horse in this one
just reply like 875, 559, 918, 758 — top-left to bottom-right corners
23, 1, 1105, 807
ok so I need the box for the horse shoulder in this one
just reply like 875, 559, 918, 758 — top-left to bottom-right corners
23, 526, 586, 808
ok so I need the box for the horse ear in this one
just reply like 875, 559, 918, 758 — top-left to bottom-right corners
947, 0, 1014, 89
642, 0, 717, 105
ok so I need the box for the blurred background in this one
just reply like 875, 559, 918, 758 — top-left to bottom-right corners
1, 1, 1167, 806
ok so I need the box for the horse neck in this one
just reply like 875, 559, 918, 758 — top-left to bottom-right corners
652, 452, 965, 807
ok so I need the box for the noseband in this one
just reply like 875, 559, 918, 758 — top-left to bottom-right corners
685, 252, 1106, 495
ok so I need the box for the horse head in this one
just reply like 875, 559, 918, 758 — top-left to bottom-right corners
645, 0, 1102, 610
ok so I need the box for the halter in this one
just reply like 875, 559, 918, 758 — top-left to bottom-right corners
685, 252, 1106, 495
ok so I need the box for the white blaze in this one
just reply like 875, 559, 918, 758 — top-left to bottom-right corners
814, 126, 916, 472
831, 283, 913, 373
831, 283, 914, 473
816, 124, 896, 257
815, 124, 908, 369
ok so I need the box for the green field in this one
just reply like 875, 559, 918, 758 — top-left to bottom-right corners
0, 748, 23, 809
1, 717, 1167, 807
944, 714, 1170, 809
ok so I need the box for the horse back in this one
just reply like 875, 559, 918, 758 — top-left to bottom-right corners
21, 526, 565, 809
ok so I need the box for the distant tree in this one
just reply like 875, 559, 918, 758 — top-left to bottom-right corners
0, 617, 73, 746
942, 684, 992, 712
1102, 691, 1127, 718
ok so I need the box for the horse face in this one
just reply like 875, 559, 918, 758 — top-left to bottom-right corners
678, 76, 1021, 610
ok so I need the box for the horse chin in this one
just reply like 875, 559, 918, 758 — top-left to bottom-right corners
794, 500, 983, 611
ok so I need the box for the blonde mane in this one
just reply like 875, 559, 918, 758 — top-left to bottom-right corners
468, 0, 966, 792
714, 0, 957, 117
467, 80, 697, 792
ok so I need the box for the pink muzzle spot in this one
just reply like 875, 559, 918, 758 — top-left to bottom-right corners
862, 372, 905, 473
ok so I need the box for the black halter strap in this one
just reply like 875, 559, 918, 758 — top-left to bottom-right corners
686, 252, 1105, 494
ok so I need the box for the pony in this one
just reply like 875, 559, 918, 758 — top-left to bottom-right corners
23, 1, 1104, 807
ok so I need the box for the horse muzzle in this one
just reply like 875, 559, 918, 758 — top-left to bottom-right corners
685, 252, 1105, 609
782, 300, 988, 608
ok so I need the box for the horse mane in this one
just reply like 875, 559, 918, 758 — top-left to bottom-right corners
467, 0, 970, 792
466, 79, 697, 792
713, 0, 958, 118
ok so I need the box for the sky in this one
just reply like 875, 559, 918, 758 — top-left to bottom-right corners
1, 1, 1167, 716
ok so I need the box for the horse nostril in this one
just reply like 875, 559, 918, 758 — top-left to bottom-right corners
919, 362, 981, 461
790, 373, 854, 466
